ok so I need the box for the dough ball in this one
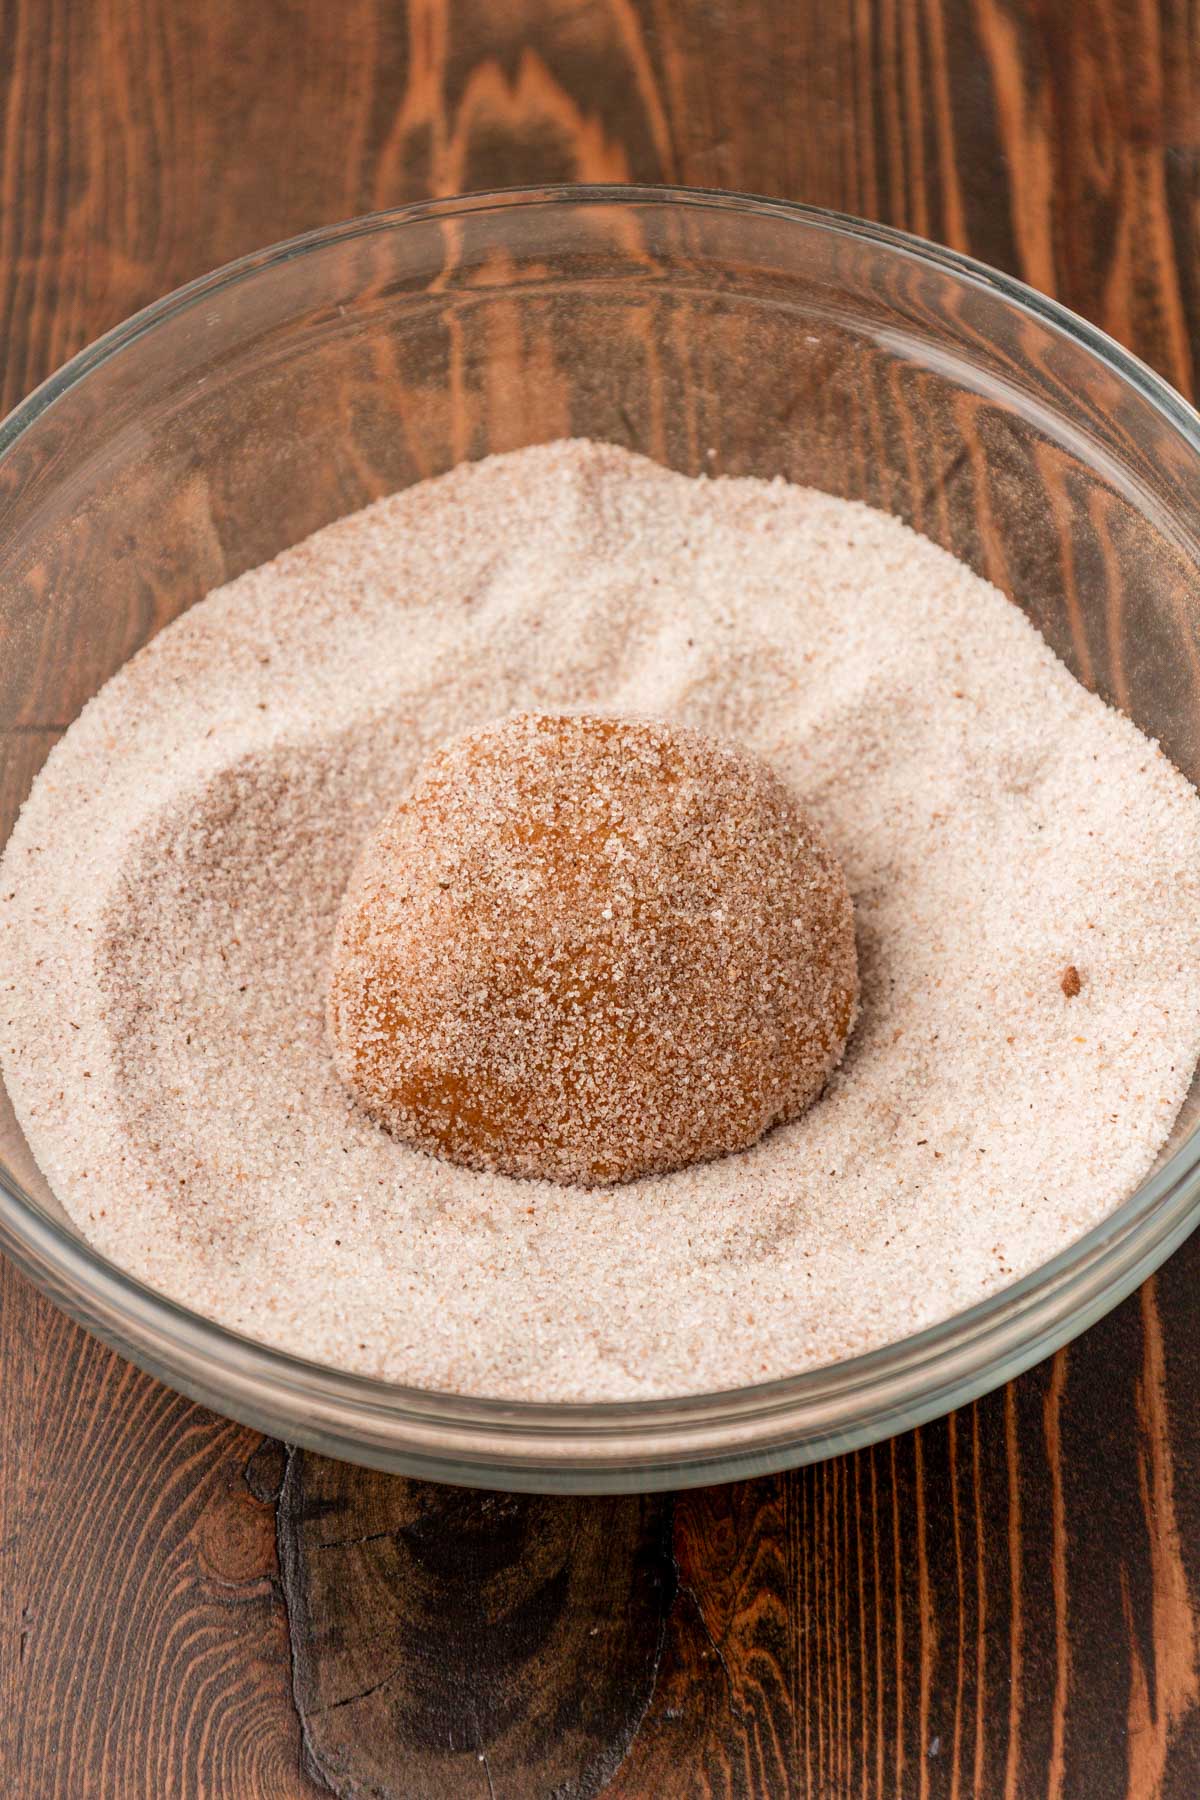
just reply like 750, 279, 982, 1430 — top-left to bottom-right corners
327, 711, 858, 1185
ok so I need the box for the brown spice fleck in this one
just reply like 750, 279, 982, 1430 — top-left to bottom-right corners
1061, 965, 1082, 998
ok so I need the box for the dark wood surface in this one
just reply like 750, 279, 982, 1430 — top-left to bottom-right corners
3, 2, 1200, 1794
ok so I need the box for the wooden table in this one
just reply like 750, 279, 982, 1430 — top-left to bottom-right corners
3, 3, 1200, 1795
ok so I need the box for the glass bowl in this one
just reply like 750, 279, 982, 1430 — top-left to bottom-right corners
3, 184, 1200, 1494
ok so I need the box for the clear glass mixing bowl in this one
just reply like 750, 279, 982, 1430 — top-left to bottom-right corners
3, 185, 1200, 1493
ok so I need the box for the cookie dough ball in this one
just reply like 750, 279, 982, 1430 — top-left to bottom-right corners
327, 711, 858, 1186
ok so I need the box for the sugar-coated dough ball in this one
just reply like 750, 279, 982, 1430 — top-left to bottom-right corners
327, 711, 858, 1186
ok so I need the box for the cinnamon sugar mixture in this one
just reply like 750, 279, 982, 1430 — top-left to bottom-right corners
3, 440, 1200, 1401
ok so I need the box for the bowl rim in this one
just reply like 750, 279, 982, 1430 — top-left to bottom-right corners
4, 180, 1200, 1487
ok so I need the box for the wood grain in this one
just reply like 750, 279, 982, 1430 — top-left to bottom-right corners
0, 1266, 313, 1798
276, 1228, 1200, 1799
279, 1458, 674, 1795
2, 0, 1200, 1795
